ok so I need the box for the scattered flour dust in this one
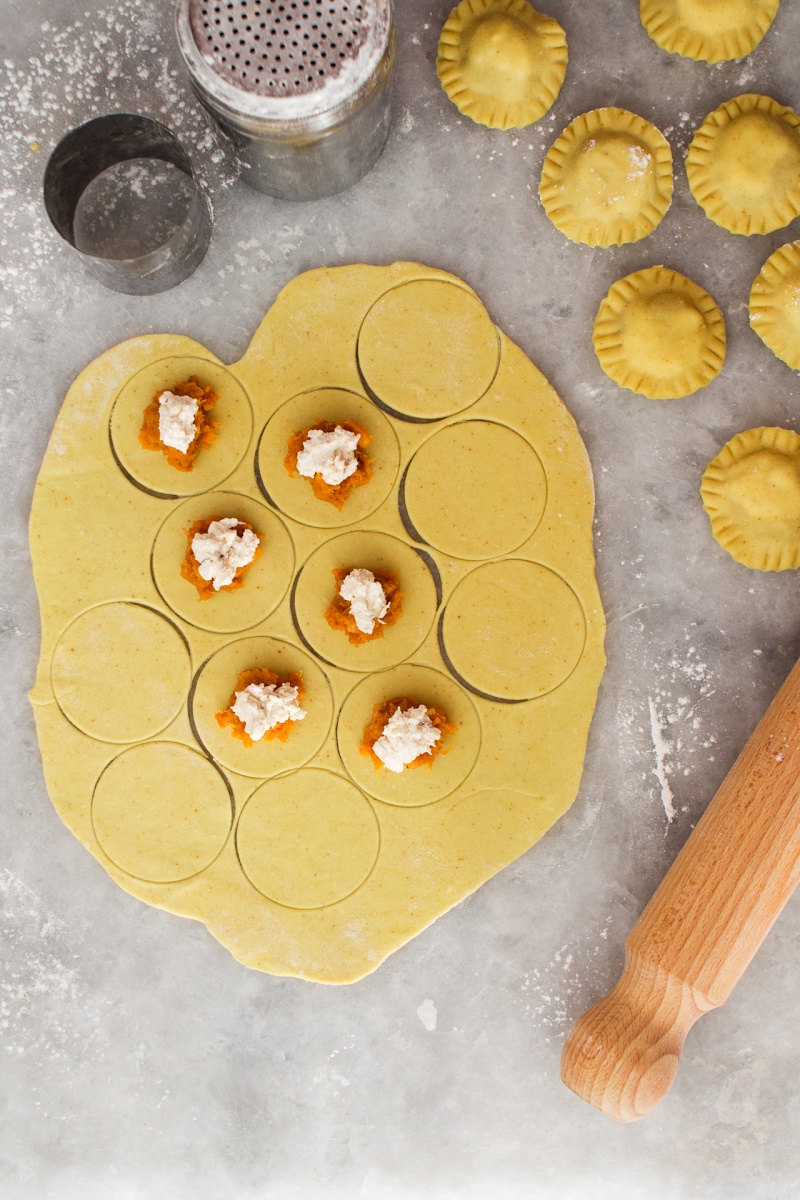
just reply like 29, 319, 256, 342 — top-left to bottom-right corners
648, 696, 676, 823
0, 2, 237, 328
417, 998, 437, 1031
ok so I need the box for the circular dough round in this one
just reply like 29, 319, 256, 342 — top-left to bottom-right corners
436, 0, 568, 130
357, 281, 499, 420
152, 491, 294, 633
687, 94, 800, 235
701, 426, 800, 571
236, 770, 380, 909
403, 420, 546, 559
640, 0, 779, 64
749, 241, 800, 369
293, 531, 439, 672
52, 602, 191, 743
256, 389, 400, 527
110, 355, 253, 497
337, 664, 480, 807
92, 742, 232, 882
539, 108, 673, 247
441, 560, 585, 700
190, 635, 333, 778
593, 266, 726, 399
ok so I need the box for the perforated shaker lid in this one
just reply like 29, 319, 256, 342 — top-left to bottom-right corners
179, 0, 393, 122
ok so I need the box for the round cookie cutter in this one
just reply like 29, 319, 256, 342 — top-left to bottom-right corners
43, 113, 212, 295
175, 0, 395, 201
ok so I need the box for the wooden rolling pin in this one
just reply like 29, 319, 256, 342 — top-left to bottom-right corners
561, 656, 800, 1122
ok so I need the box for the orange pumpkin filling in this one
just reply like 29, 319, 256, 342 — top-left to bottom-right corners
360, 697, 457, 771
180, 516, 262, 601
215, 668, 305, 747
324, 567, 403, 646
139, 377, 219, 471
284, 420, 372, 510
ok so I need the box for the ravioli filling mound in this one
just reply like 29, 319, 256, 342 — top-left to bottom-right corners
216, 668, 306, 746
361, 697, 456, 773
139, 377, 219, 471
285, 420, 372, 509
324, 567, 403, 645
181, 516, 261, 599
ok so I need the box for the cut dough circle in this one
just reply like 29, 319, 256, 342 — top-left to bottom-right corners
441, 560, 585, 700
110, 356, 253, 497
190, 635, 333, 778
436, 0, 567, 130
337, 664, 481, 807
593, 265, 726, 399
152, 491, 294, 633
749, 241, 800, 369
92, 742, 232, 882
701, 426, 800, 570
52, 602, 191, 743
357, 280, 499, 420
256, 389, 400, 527
687, 94, 800, 236
403, 420, 547, 558
293, 530, 439, 672
539, 108, 673, 248
236, 770, 380, 909
640, 0, 779, 64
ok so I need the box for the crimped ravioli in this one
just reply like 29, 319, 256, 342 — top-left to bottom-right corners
539, 107, 673, 247
640, 0, 779, 64
701, 427, 800, 570
593, 266, 726, 399
436, 0, 567, 130
749, 241, 800, 370
687, 94, 800, 235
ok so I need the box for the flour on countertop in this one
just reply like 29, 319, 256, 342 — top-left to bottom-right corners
0, 1, 237, 329
416, 998, 437, 1031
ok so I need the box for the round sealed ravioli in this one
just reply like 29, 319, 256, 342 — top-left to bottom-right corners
256, 389, 400, 528
687, 94, 800, 235
593, 266, 726, 399
110, 356, 253, 497
640, 0, 779, 63
701, 427, 800, 570
436, 0, 567, 130
293, 530, 439, 672
539, 108, 673, 247
749, 241, 800, 369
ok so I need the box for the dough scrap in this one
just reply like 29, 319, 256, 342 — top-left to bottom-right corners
539, 107, 673, 247
436, 0, 567, 130
701, 426, 800, 570
748, 241, 800, 369
593, 265, 726, 399
640, 0, 779, 63
687, 94, 800, 235
28, 263, 606, 984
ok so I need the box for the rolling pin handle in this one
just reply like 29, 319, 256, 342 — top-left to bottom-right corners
560, 949, 713, 1122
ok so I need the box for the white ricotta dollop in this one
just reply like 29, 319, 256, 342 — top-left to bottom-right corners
372, 705, 441, 774
296, 425, 360, 487
191, 517, 260, 591
231, 681, 306, 742
339, 568, 390, 635
158, 390, 198, 454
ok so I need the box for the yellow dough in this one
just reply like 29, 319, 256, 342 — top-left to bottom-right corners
436, 0, 567, 130
701, 427, 800, 570
539, 108, 674, 247
593, 265, 726, 399
640, 0, 779, 63
687, 94, 800, 235
28, 263, 605, 984
749, 241, 800, 369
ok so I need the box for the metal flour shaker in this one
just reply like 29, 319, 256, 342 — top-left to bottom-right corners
175, 0, 395, 201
